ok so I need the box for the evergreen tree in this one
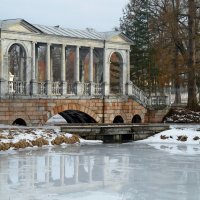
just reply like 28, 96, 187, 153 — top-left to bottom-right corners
120, 0, 157, 93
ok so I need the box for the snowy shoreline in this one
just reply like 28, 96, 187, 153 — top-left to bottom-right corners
1, 124, 200, 153
0, 125, 102, 151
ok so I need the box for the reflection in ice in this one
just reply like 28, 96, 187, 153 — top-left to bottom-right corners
0, 143, 200, 200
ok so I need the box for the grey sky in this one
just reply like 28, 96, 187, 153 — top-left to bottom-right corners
0, 0, 129, 31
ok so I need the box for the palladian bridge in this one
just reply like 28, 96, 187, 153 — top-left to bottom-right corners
0, 19, 169, 126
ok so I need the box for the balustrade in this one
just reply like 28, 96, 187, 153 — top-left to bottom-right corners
7, 79, 169, 107
8, 81, 26, 95
38, 82, 46, 95
67, 83, 75, 95
82, 83, 90, 96
94, 83, 102, 95
52, 82, 61, 95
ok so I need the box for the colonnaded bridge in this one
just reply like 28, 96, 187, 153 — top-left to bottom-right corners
0, 19, 169, 126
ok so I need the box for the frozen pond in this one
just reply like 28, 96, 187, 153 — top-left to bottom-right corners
1, 143, 200, 200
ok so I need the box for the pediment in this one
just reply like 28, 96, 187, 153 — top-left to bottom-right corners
107, 33, 133, 44
6, 23, 33, 33
2, 19, 43, 34
110, 35, 128, 43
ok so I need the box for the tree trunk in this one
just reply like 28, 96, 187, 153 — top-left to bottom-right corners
187, 0, 198, 110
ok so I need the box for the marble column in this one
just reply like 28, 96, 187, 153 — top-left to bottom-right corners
74, 46, 80, 82
46, 43, 52, 95
103, 47, 109, 95
61, 44, 67, 95
30, 42, 38, 96
74, 46, 82, 95
0, 39, 7, 97
89, 47, 94, 95
126, 49, 133, 95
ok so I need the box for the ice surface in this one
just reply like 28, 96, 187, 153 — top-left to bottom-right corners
1, 141, 200, 200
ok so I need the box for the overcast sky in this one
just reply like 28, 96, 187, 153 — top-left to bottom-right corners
0, 0, 129, 31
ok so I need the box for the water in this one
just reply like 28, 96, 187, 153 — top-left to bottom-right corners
0, 143, 200, 200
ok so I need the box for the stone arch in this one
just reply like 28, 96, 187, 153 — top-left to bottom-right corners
109, 51, 123, 94
51, 103, 101, 123
132, 114, 142, 123
12, 118, 27, 126
113, 115, 124, 123
7, 42, 27, 81
6, 41, 29, 57
109, 112, 127, 123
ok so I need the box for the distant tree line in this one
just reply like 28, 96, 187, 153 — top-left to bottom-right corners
120, 0, 200, 110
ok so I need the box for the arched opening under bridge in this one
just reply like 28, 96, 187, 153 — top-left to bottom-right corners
12, 118, 27, 126
113, 115, 124, 123
132, 115, 142, 123
59, 110, 97, 123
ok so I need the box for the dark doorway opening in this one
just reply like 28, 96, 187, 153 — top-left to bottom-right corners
12, 118, 27, 126
59, 110, 97, 123
113, 115, 124, 123
132, 115, 142, 123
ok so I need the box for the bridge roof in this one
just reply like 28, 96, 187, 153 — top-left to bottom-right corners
0, 18, 133, 43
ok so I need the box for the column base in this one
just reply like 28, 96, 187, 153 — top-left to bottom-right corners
61, 81, 67, 95
46, 80, 52, 96
0, 78, 7, 97
74, 81, 83, 96
102, 82, 109, 96
89, 82, 95, 96
30, 79, 38, 96
126, 81, 133, 95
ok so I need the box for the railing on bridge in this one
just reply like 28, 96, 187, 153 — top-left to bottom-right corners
67, 82, 75, 95
38, 82, 46, 95
82, 83, 90, 96
8, 81, 26, 95
132, 84, 169, 107
94, 83, 102, 95
52, 82, 61, 95
7, 80, 170, 107
132, 84, 149, 105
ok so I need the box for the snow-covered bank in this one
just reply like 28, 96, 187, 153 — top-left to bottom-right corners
138, 124, 200, 145
0, 126, 102, 151
137, 124, 200, 155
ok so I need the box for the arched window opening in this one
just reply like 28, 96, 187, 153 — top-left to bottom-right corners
110, 52, 123, 94
12, 118, 27, 126
8, 44, 26, 81
113, 115, 124, 123
132, 115, 142, 123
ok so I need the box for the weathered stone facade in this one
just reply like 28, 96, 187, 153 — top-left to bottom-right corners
0, 19, 168, 125
0, 98, 147, 126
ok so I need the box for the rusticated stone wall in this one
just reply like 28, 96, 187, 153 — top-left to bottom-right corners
0, 98, 150, 126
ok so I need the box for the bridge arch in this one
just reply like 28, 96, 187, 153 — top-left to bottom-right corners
51, 103, 101, 123
109, 112, 127, 124
132, 114, 142, 123
12, 118, 27, 126
113, 115, 124, 123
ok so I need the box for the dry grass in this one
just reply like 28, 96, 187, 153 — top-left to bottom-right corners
51, 135, 80, 145
0, 142, 11, 151
31, 137, 49, 147
177, 135, 188, 142
11, 140, 32, 149
193, 136, 200, 141
160, 135, 169, 140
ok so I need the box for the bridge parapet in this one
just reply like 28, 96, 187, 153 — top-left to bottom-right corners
7, 80, 170, 108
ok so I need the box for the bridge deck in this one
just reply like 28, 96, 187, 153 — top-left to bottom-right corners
61, 123, 169, 143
